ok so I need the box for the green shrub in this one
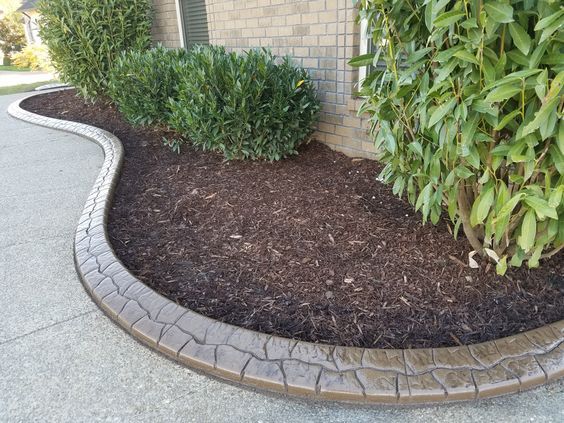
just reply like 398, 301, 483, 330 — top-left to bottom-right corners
351, 0, 563, 273
0, 9, 26, 60
11, 44, 53, 71
37, 0, 152, 99
168, 46, 320, 160
108, 46, 189, 126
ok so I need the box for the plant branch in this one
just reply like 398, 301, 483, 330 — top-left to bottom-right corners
541, 245, 563, 260
457, 185, 484, 254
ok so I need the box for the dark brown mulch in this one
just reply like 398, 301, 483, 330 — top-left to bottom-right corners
21, 90, 564, 349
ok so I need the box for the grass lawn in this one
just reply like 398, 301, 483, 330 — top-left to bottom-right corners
0, 65, 30, 72
0, 80, 59, 96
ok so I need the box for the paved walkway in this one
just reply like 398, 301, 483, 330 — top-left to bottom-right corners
0, 91, 563, 422
0, 71, 55, 88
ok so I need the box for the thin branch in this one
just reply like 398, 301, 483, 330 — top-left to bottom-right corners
541, 245, 563, 260
457, 185, 484, 254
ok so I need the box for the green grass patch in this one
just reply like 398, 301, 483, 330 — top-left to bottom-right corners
0, 80, 58, 96
0, 65, 31, 72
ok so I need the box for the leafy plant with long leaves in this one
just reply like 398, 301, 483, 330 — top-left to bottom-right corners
37, 0, 152, 99
108, 46, 189, 126
168, 46, 320, 161
350, 0, 563, 274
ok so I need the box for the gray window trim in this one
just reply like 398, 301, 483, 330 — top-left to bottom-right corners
174, 0, 186, 48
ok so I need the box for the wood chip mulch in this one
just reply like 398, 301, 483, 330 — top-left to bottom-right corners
22, 90, 564, 349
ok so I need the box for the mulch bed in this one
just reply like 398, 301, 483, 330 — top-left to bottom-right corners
22, 90, 564, 349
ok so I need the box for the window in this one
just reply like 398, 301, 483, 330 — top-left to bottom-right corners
178, 0, 209, 48
358, 17, 407, 85
358, 17, 371, 83
358, 17, 385, 83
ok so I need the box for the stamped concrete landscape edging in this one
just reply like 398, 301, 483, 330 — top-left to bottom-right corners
8, 92, 564, 405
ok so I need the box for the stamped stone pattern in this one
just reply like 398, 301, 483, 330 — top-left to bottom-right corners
8, 92, 564, 404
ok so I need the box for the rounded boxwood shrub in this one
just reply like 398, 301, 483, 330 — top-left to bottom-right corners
108, 46, 189, 126
38, 0, 152, 99
351, 0, 563, 273
168, 46, 320, 161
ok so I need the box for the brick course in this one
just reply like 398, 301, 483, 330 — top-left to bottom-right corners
152, 0, 373, 158
151, 0, 181, 48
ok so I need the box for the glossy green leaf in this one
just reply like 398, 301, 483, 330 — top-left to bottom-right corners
524, 196, 558, 220
522, 96, 560, 136
348, 53, 375, 67
546, 71, 564, 100
497, 193, 525, 220
508, 22, 531, 55
534, 9, 564, 31
461, 113, 480, 145
471, 100, 498, 115
528, 245, 543, 268
455, 165, 475, 179
484, 1, 514, 23
454, 50, 480, 65
518, 208, 537, 252
548, 186, 564, 209
494, 109, 521, 130
506, 49, 530, 67
551, 145, 564, 174
558, 120, 564, 155
496, 256, 508, 275
539, 15, 564, 44
483, 57, 496, 85
495, 181, 510, 213
434, 11, 466, 27
529, 42, 548, 69
470, 185, 495, 226
408, 141, 424, 157
428, 97, 457, 128
424, 1, 434, 32
510, 247, 525, 267
407, 48, 433, 64
485, 84, 521, 103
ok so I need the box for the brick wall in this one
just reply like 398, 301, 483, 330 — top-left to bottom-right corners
152, 0, 374, 158
152, 0, 181, 48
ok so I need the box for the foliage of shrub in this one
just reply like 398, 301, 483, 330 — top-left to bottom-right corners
168, 46, 320, 160
0, 7, 26, 59
11, 44, 53, 71
37, 0, 152, 99
351, 0, 563, 273
108, 46, 189, 126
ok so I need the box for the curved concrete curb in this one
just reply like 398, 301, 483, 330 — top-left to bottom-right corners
34, 82, 70, 91
8, 92, 564, 405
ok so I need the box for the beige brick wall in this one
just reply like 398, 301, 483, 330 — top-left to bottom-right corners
152, 0, 182, 48
152, 0, 374, 158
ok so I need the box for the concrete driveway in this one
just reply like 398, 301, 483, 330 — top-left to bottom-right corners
0, 71, 55, 87
0, 91, 563, 422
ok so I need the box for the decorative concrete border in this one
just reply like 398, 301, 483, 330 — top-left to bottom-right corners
8, 92, 564, 404
34, 82, 70, 92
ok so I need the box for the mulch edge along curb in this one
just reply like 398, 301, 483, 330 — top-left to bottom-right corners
9, 91, 564, 405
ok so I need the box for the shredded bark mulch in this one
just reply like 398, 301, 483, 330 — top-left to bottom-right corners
22, 90, 564, 349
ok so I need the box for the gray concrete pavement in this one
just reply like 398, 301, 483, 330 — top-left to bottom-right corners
0, 71, 55, 87
0, 91, 563, 422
